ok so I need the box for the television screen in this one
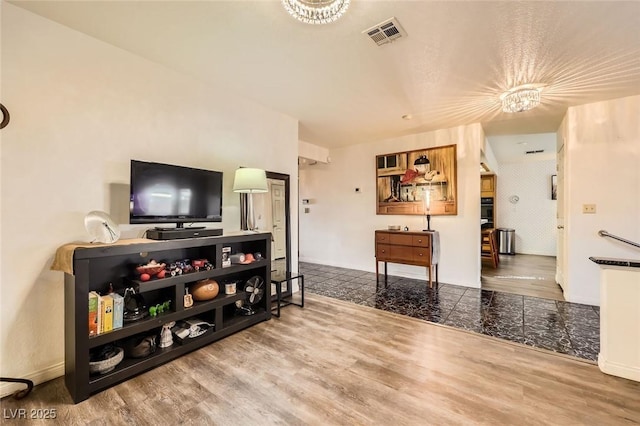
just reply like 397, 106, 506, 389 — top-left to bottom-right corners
130, 160, 222, 227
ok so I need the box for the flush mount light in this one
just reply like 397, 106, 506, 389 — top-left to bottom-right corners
500, 84, 545, 113
282, 0, 350, 25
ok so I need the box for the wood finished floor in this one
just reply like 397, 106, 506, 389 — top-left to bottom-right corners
482, 254, 565, 301
2, 294, 639, 425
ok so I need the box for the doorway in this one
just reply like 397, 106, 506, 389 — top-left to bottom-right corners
481, 132, 562, 300
481, 254, 564, 300
251, 171, 291, 275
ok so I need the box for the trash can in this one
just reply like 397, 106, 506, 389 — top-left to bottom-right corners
498, 228, 516, 255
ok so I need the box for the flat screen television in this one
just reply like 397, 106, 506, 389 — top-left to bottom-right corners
130, 160, 223, 228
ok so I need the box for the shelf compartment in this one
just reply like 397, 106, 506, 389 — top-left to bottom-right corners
87, 311, 269, 394
89, 289, 250, 348
89, 310, 179, 348
127, 260, 269, 293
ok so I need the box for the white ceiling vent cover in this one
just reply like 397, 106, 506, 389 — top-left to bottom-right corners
363, 17, 407, 46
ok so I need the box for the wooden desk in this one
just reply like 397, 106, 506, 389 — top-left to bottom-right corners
375, 230, 439, 288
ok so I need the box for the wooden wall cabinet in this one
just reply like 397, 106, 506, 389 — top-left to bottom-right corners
62, 233, 271, 403
481, 174, 496, 197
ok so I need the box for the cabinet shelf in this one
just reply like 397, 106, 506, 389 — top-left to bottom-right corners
63, 233, 271, 403
88, 309, 267, 394
128, 260, 269, 293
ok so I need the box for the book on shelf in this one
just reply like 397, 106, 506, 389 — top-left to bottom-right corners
88, 291, 99, 337
111, 293, 124, 330
99, 294, 114, 334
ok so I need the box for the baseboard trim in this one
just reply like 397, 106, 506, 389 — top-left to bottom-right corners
0, 362, 64, 398
598, 355, 640, 382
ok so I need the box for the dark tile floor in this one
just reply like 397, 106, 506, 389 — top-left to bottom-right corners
299, 262, 600, 361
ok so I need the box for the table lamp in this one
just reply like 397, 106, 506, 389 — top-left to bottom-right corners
233, 167, 268, 231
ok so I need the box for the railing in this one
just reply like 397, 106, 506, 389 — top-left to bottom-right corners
598, 230, 640, 249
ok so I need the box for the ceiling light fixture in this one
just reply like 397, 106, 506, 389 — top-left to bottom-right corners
500, 84, 544, 113
282, 0, 350, 25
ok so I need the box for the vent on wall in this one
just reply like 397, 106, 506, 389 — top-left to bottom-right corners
525, 149, 545, 155
363, 17, 407, 46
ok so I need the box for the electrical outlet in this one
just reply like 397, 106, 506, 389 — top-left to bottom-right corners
582, 204, 596, 214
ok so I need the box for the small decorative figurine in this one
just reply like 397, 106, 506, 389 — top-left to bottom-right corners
159, 322, 175, 348
149, 300, 171, 317
184, 288, 194, 308
192, 259, 213, 271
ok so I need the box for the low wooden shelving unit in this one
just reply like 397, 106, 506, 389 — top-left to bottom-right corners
60, 232, 271, 403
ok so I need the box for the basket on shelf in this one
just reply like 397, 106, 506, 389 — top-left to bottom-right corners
89, 346, 124, 375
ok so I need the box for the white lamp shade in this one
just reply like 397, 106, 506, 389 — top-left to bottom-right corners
233, 168, 268, 193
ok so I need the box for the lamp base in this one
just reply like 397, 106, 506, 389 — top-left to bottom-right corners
423, 214, 432, 232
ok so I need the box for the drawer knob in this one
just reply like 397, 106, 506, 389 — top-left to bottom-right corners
418, 239, 422, 243
382, 250, 385, 253
419, 253, 423, 256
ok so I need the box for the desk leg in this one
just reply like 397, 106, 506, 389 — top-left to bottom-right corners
300, 276, 304, 308
435, 264, 439, 287
428, 265, 433, 289
384, 262, 388, 289
274, 281, 282, 318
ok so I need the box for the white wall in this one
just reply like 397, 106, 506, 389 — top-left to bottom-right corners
1, 3, 298, 395
300, 124, 484, 287
562, 95, 640, 306
299, 140, 330, 164
496, 160, 557, 256
481, 137, 500, 175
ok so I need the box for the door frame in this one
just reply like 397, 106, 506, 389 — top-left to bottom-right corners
266, 171, 291, 274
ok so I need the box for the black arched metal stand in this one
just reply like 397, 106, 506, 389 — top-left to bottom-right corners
0, 377, 34, 399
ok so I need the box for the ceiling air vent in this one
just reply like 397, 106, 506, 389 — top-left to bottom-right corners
525, 149, 545, 155
363, 17, 407, 46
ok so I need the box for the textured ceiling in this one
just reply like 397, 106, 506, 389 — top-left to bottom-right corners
9, 0, 640, 149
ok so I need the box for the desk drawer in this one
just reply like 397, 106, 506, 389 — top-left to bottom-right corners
376, 244, 413, 262
412, 235, 430, 247
376, 244, 391, 259
376, 232, 391, 243
389, 245, 413, 261
389, 233, 413, 246
413, 247, 431, 264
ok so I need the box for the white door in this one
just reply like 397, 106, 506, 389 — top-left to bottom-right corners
271, 181, 286, 260
556, 144, 566, 291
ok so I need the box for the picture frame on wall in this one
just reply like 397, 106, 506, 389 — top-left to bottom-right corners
376, 144, 458, 216
551, 174, 558, 200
